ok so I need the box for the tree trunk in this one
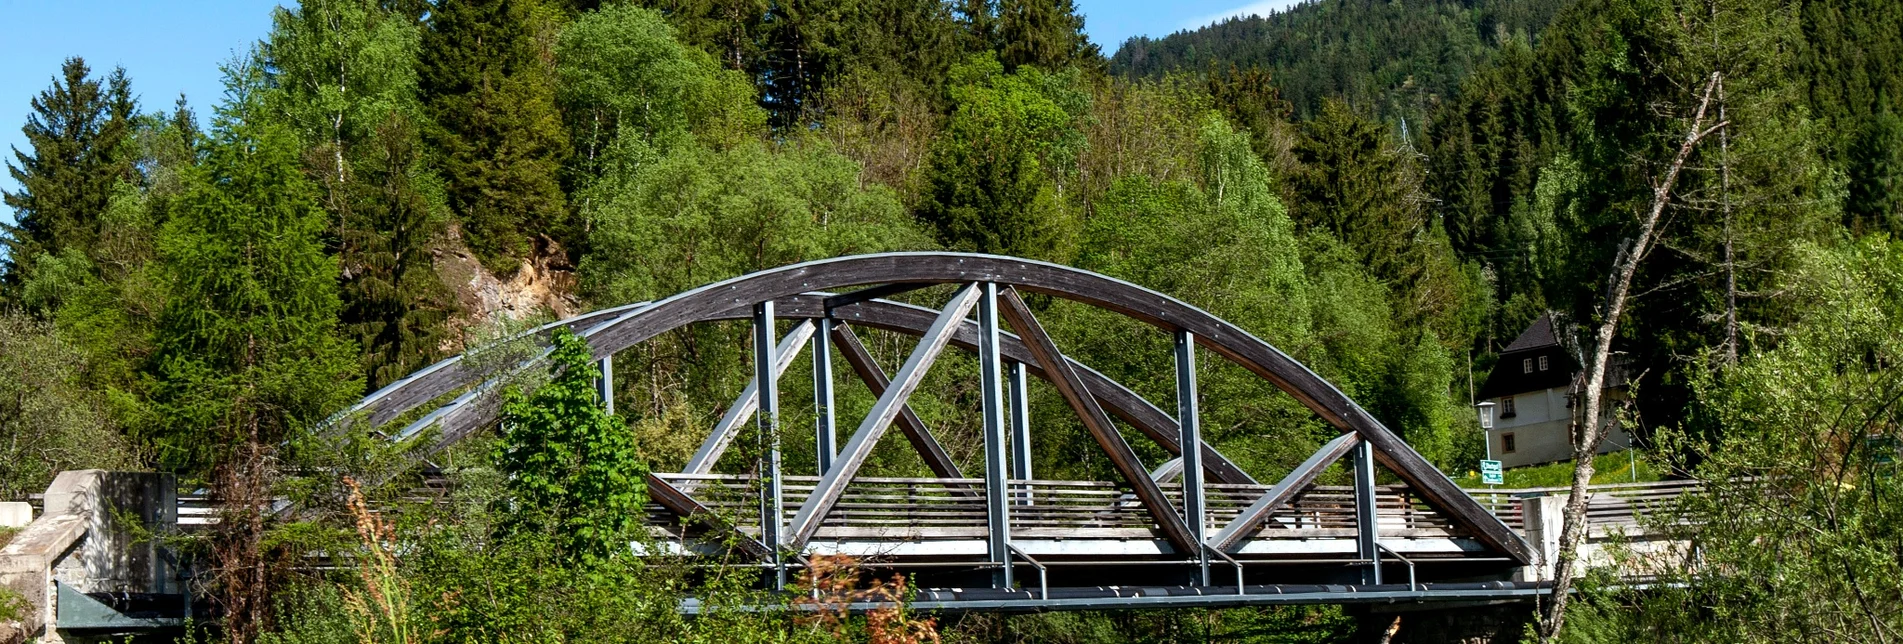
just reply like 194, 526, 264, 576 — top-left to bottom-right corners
1539, 71, 1726, 643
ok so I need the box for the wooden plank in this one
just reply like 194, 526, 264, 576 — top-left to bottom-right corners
645, 473, 774, 559
1209, 432, 1361, 552
783, 285, 982, 550
829, 323, 967, 481
995, 286, 1200, 555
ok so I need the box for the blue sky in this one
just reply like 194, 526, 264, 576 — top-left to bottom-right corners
0, 0, 1302, 225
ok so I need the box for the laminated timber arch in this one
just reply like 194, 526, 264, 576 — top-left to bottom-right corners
345, 252, 1535, 591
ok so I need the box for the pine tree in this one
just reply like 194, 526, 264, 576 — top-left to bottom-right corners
420, 0, 570, 275
148, 59, 360, 642
919, 54, 1086, 261
342, 113, 457, 392
1847, 99, 1903, 234
2, 58, 139, 291
996, 0, 1100, 72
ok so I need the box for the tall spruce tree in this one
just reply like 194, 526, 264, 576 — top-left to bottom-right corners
919, 54, 1086, 261
420, 0, 570, 274
3, 58, 139, 292
148, 59, 360, 642
1847, 99, 1902, 234
996, 0, 1100, 72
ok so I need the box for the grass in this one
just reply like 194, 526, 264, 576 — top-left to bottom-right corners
1451, 450, 1663, 489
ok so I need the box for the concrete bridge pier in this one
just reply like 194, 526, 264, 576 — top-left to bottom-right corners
0, 470, 182, 643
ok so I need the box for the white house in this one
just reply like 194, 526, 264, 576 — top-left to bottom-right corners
1477, 313, 1632, 468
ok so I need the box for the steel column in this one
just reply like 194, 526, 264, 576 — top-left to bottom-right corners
1354, 440, 1381, 585
1009, 361, 1032, 505
685, 320, 815, 476
814, 317, 837, 471
597, 355, 614, 415
753, 302, 786, 590
1175, 330, 1208, 585
978, 283, 1013, 589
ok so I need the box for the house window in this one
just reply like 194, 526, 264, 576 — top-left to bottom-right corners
1501, 396, 1517, 418
1539, 355, 1550, 371
1502, 432, 1517, 454
1523, 358, 1534, 374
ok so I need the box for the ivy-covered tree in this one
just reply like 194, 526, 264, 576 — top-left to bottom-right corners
420, 0, 570, 274
495, 328, 646, 562
2, 58, 140, 293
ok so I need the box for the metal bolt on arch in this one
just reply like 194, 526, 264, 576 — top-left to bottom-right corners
341, 253, 1540, 610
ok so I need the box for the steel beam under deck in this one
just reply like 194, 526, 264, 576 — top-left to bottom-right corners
676, 582, 1551, 614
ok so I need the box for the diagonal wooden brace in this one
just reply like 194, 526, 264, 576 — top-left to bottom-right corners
830, 322, 966, 480
1208, 432, 1362, 552
783, 284, 983, 550
645, 473, 775, 560
995, 287, 1200, 556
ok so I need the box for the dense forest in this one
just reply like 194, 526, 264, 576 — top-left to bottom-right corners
0, 0, 1900, 641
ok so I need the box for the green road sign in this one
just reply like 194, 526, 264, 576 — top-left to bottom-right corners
1869, 436, 1899, 465
1480, 460, 1504, 485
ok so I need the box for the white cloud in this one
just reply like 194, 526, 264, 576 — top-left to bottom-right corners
1178, 0, 1307, 31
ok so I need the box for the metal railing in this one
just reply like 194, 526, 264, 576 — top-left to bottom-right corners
1006, 543, 1048, 599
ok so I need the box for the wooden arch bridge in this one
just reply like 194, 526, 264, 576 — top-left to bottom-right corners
339, 252, 1555, 609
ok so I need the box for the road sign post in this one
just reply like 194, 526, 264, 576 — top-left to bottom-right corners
1480, 460, 1504, 486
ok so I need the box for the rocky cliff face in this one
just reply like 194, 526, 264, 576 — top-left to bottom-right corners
434, 225, 578, 353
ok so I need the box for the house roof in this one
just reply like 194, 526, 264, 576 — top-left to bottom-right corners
1502, 313, 1560, 353
1478, 313, 1575, 400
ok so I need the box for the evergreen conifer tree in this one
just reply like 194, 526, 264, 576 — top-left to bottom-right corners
1847, 99, 1903, 235
3, 58, 140, 291
148, 60, 360, 641
420, 0, 570, 274
920, 55, 1086, 261
997, 0, 1100, 72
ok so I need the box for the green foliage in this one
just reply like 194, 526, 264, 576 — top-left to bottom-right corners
555, 3, 763, 167
268, 0, 458, 392
2, 57, 140, 294
1068, 115, 1319, 475
1846, 99, 1903, 234
0, 313, 137, 498
581, 137, 929, 305
921, 54, 1087, 261
420, 0, 570, 274
496, 328, 647, 561
1567, 236, 1903, 642
339, 113, 458, 392
147, 59, 361, 476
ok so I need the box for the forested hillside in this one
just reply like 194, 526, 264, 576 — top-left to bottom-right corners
1111, 0, 1571, 124
1, 0, 1900, 641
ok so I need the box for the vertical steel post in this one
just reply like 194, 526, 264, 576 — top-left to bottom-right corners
753, 302, 785, 590
1354, 440, 1382, 585
597, 355, 614, 415
978, 283, 1014, 589
1008, 361, 1032, 505
813, 317, 837, 472
1175, 330, 1208, 585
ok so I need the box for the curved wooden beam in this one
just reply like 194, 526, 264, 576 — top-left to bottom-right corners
344, 253, 1531, 564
